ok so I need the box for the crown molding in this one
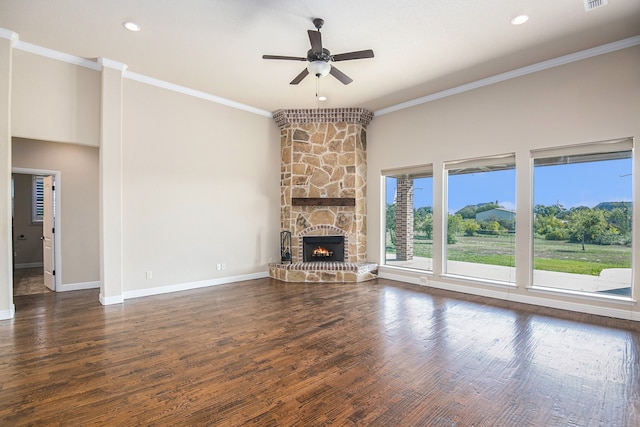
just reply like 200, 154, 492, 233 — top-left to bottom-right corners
98, 58, 128, 72
13, 39, 101, 70
0, 28, 18, 45
124, 71, 272, 117
3, 24, 636, 120
375, 35, 640, 117
0, 26, 270, 117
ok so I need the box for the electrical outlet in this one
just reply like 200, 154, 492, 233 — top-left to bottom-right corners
216, 264, 222, 270
146, 271, 153, 279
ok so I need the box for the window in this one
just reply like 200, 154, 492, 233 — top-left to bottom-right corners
532, 139, 633, 297
32, 175, 45, 223
444, 154, 516, 283
383, 165, 433, 271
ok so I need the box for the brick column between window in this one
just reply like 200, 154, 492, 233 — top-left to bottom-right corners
396, 178, 413, 261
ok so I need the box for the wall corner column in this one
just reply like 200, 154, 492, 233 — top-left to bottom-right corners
0, 31, 16, 320
98, 58, 126, 305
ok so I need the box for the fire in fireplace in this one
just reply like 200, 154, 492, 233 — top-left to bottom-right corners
312, 246, 333, 258
303, 236, 345, 262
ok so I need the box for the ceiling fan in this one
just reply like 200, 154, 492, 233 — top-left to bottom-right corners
262, 18, 374, 85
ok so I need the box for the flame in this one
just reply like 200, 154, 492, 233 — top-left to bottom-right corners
312, 246, 333, 257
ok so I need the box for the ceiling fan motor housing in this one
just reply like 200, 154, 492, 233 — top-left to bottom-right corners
307, 48, 332, 63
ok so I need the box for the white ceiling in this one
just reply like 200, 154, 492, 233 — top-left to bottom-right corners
1, 0, 639, 113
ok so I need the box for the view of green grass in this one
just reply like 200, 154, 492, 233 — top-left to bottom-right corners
387, 233, 631, 276
447, 234, 516, 267
532, 236, 631, 275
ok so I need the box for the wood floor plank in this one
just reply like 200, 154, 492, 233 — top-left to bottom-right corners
0, 278, 639, 426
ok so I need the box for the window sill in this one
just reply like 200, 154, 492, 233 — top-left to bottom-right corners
528, 285, 636, 305
440, 273, 517, 289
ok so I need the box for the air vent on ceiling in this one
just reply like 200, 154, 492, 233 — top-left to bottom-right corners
584, 0, 608, 11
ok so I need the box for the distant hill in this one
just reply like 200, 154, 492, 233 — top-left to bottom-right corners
595, 201, 632, 211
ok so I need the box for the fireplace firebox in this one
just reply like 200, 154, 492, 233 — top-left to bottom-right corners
302, 236, 345, 262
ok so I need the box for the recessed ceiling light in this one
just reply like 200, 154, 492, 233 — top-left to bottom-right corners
511, 15, 529, 25
123, 21, 141, 32
318, 96, 327, 101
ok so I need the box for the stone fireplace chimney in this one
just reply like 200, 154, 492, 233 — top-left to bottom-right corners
269, 108, 377, 282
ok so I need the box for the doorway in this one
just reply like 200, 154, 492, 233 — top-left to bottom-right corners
11, 168, 61, 295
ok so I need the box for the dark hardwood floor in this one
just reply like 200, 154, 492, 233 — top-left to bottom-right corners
12, 267, 50, 296
1, 278, 638, 426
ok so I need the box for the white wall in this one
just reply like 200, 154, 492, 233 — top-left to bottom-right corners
11, 50, 100, 146
3, 42, 281, 311
0, 32, 14, 317
121, 80, 281, 293
367, 46, 640, 319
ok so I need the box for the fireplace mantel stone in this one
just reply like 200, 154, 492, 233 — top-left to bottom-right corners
291, 197, 356, 206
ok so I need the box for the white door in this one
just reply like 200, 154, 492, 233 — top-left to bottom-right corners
43, 176, 55, 291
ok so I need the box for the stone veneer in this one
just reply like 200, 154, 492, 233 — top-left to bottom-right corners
269, 108, 377, 282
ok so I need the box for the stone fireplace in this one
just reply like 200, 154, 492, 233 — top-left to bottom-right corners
268, 108, 377, 283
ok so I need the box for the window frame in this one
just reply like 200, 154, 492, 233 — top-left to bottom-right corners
530, 138, 634, 299
443, 153, 517, 285
382, 164, 434, 272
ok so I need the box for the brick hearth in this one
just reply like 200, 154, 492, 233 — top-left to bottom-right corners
268, 261, 378, 283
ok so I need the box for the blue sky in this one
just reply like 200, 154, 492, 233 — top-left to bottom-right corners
386, 158, 632, 213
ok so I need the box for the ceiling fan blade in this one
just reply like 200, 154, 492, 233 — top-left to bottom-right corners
308, 30, 322, 53
329, 66, 353, 85
262, 54, 307, 61
332, 49, 375, 62
290, 68, 309, 85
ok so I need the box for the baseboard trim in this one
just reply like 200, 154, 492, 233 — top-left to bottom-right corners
15, 262, 44, 269
379, 270, 638, 322
123, 271, 269, 300
99, 293, 124, 306
378, 270, 423, 286
57, 281, 100, 292
0, 304, 15, 320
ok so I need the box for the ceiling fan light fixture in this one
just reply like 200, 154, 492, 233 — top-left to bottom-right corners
307, 61, 331, 77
